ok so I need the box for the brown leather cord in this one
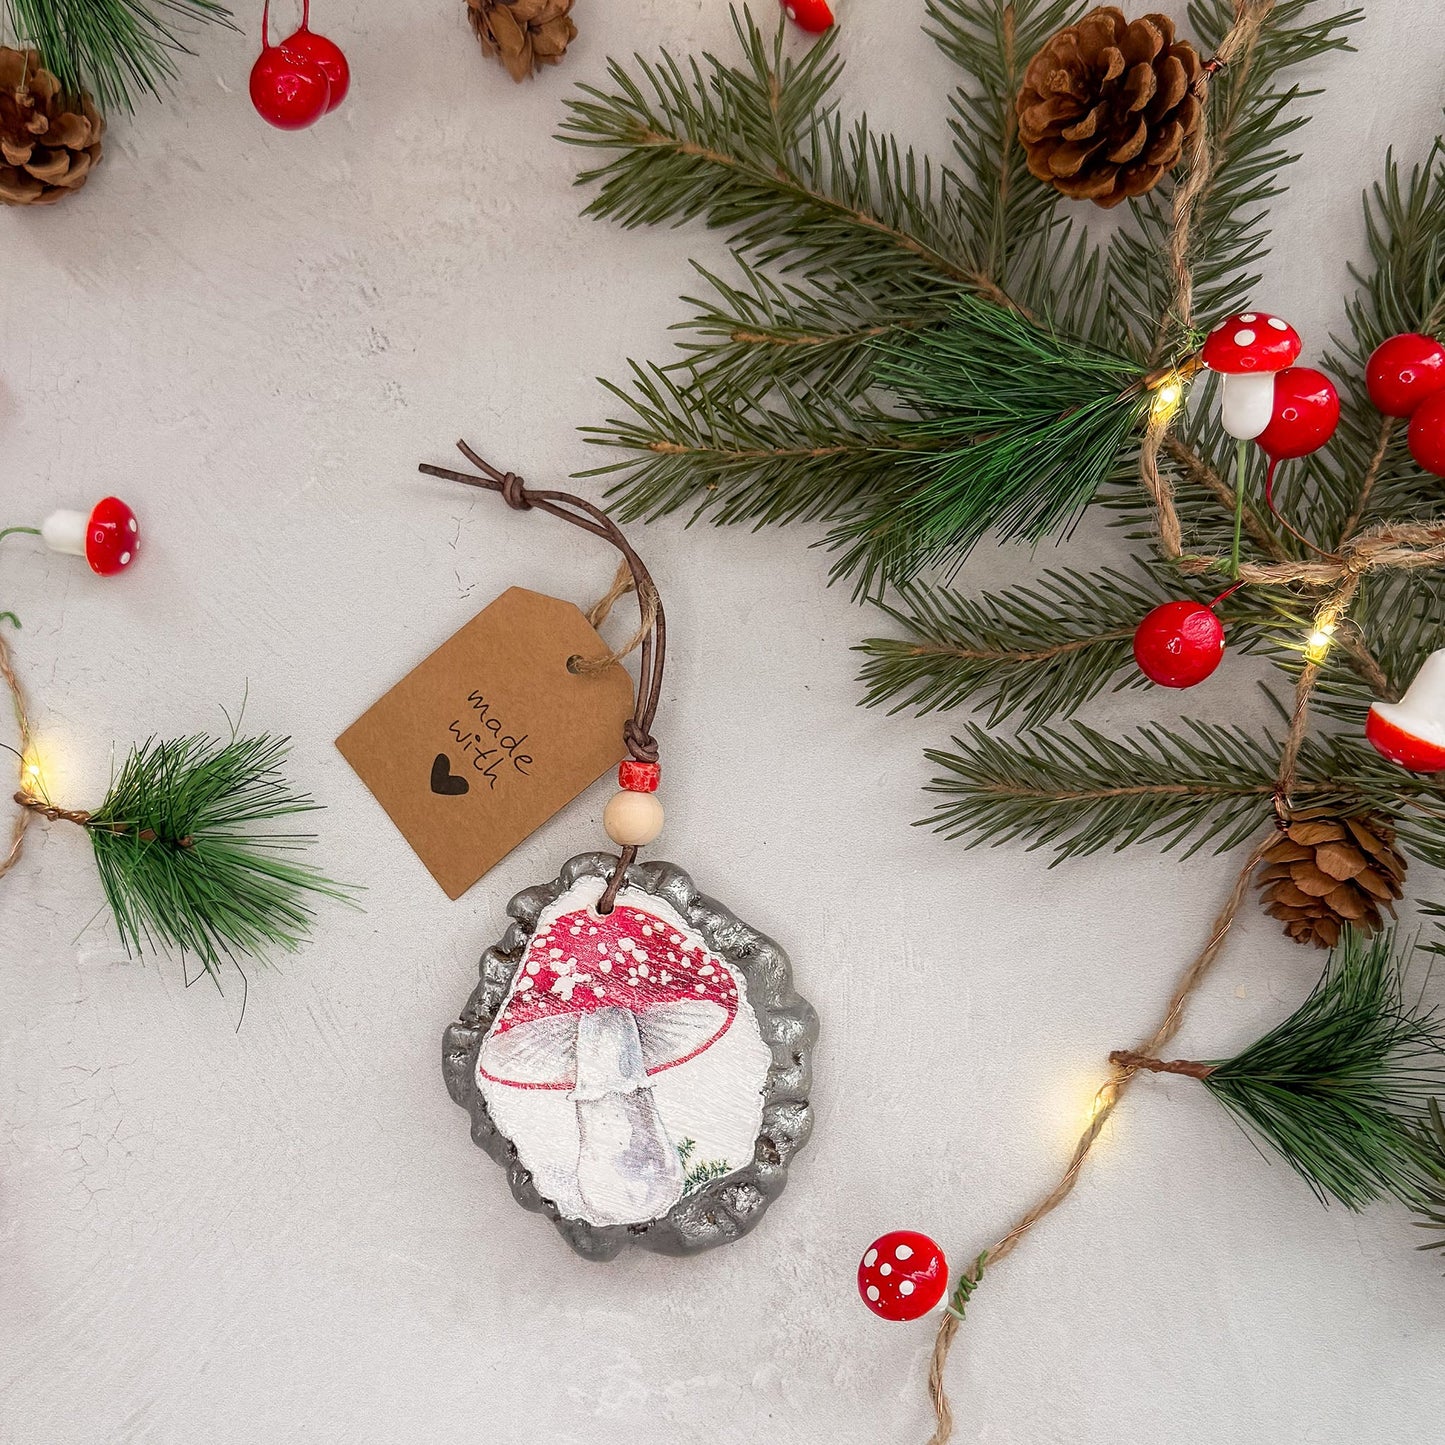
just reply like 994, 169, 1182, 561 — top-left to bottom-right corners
419, 443, 667, 913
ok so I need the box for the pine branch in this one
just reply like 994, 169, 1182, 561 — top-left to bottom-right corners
579, 364, 916, 526
856, 562, 1271, 731
924, 0, 1082, 307
560, 10, 982, 304
922, 721, 1445, 865
1104, 0, 1359, 360
1199, 930, 1445, 1210
826, 296, 1154, 594
1410, 1098, 1445, 1257
664, 258, 948, 399
83, 733, 353, 976
1296, 137, 1445, 544
5, 0, 235, 112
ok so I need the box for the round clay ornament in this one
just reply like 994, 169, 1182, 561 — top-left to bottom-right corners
1408, 390, 1445, 478
858, 1231, 949, 1321
1366, 333, 1445, 418
1133, 601, 1227, 689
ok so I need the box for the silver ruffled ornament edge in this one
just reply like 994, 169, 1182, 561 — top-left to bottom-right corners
442, 852, 819, 1261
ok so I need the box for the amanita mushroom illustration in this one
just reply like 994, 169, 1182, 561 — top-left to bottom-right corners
470, 871, 779, 1232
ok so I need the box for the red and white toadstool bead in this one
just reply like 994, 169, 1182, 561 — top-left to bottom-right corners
1201, 312, 1302, 440
1366, 649, 1445, 774
39, 496, 140, 576
858, 1230, 948, 1322
781, 0, 835, 33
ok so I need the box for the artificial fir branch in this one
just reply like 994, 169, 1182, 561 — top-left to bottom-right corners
856, 562, 1270, 731
1114, 931, 1445, 1210
3, 0, 235, 112
19, 732, 353, 977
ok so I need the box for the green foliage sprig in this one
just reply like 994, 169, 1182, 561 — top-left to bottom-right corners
1120, 932, 1445, 1210
4, 0, 235, 112
54, 732, 351, 977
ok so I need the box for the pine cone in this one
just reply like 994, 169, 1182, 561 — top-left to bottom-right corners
1016, 7, 1203, 209
0, 48, 103, 208
1257, 811, 1406, 950
467, 0, 577, 83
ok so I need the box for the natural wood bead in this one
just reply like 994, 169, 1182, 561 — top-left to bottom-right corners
603, 789, 664, 847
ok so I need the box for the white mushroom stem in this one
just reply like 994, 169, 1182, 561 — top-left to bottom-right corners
1218, 372, 1277, 440
569, 1006, 685, 1227
39, 509, 88, 557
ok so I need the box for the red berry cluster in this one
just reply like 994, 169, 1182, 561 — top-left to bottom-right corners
250, 0, 350, 131
1366, 333, 1445, 476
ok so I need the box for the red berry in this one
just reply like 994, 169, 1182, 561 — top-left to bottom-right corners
858, 1231, 948, 1322
618, 759, 661, 793
250, 44, 330, 130
1133, 602, 1226, 689
1256, 367, 1340, 462
782, 0, 834, 33
1367, 333, 1445, 418
1409, 389, 1445, 478
281, 28, 350, 112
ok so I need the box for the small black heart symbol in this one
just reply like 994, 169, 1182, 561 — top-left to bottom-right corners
430, 753, 469, 796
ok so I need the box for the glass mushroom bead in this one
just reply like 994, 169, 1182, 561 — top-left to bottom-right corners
858, 1231, 949, 1322
39, 497, 140, 576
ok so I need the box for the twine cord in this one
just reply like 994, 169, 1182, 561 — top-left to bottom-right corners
928, 6, 1287, 1438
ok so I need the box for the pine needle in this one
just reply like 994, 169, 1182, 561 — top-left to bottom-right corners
1203, 931, 1445, 1210
5, 0, 235, 112
85, 733, 353, 976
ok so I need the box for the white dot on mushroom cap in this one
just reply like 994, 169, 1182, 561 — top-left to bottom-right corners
880, 1262, 892, 1276
1233, 328, 1257, 347
1268, 317, 1289, 331
899, 1280, 916, 1297
864, 1248, 878, 1267
525, 960, 539, 975
866, 1284, 880, 1302
895, 1243, 914, 1261
695, 983, 706, 993
1239, 312, 1257, 322
128, 518, 137, 532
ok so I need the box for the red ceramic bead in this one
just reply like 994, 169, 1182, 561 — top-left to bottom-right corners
782, 0, 835, 33
858, 1231, 948, 1322
619, 759, 661, 793
1408, 390, 1445, 478
1367, 333, 1445, 418
1133, 602, 1226, 689
1257, 367, 1340, 462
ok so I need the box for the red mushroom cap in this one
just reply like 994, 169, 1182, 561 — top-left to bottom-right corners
1366, 705, 1445, 774
479, 902, 740, 1089
858, 1231, 948, 1322
84, 497, 139, 576
1201, 312, 1302, 375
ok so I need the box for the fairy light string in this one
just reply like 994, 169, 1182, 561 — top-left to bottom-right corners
921, 0, 1445, 1436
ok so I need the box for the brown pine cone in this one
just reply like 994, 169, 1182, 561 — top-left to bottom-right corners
0, 48, 103, 208
1256, 811, 1406, 950
1016, 7, 1203, 209
467, 0, 577, 83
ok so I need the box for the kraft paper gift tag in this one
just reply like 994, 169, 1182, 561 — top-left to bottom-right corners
337, 587, 634, 899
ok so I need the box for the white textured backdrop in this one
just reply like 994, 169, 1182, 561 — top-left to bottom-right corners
3, 2, 1444, 1442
